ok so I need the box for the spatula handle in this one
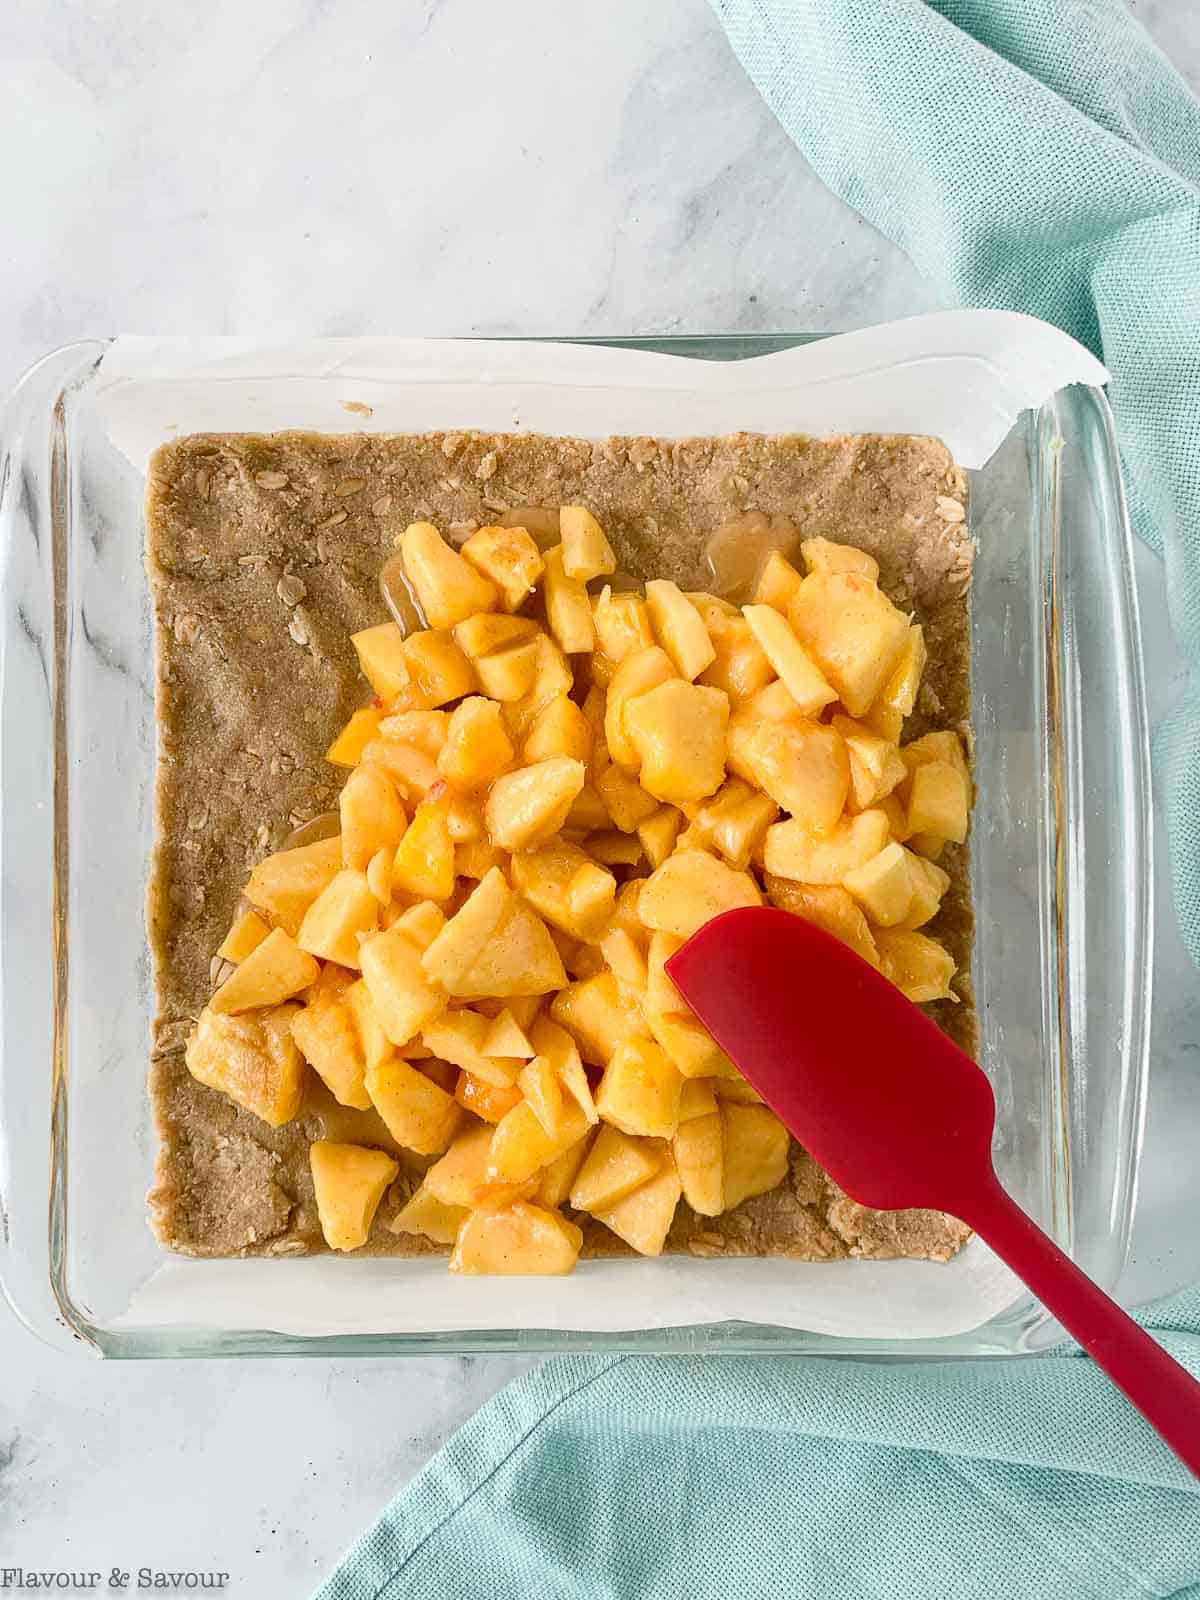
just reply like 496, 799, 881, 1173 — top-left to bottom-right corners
967, 1173, 1200, 1477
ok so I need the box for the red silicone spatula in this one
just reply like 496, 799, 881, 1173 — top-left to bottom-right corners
667, 906, 1200, 1477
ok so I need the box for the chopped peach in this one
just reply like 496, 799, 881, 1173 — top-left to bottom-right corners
461, 524, 545, 611
310, 1141, 399, 1251
185, 1003, 306, 1127
217, 909, 270, 964
291, 993, 370, 1110
800, 536, 880, 580
211, 927, 321, 1014
326, 705, 383, 767
244, 836, 343, 937
340, 762, 407, 872
389, 1185, 468, 1245
592, 1155, 682, 1256
542, 545, 596, 654
351, 621, 410, 701
450, 1201, 582, 1274
485, 757, 586, 851
787, 571, 909, 717
625, 679, 729, 804
560, 505, 616, 582
360, 927, 447, 1046
400, 521, 499, 629
639, 850, 761, 940
645, 579, 716, 681
364, 1055, 461, 1154
762, 809, 891, 886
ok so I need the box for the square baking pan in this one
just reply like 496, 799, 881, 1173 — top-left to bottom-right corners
0, 333, 1152, 1357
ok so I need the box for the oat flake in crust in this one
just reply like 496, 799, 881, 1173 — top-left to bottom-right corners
144, 428, 975, 1262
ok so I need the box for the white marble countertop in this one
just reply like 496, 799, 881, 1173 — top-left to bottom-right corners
1, 1, 1198, 1593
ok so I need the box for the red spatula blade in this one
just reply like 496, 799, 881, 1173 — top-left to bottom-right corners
666, 906, 994, 1215
667, 905, 1200, 1480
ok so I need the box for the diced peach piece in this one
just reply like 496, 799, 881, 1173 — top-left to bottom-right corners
787, 571, 909, 717
592, 1154, 682, 1256
394, 630, 476, 710
873, 623, 926, 721
570, 1125, 663, 1212
679, 1078, 719, 1120
244, 836, 343, 937
377, 708, 450, 759
456, 839, 508, 880
542, 545, 596, 654
360, 927, 447, 1046
900, 853, 951, 930
535, 1134, 594, 1208
511, 841, 616, 941
752, 549, 805, 613
674, 1111, 723, 1216
905, 760, 970, 844
475, 639, 540, 702
452, 612, 538, 659
593, 587, 654, 664
645, 1009, 735, 1080
523, 694, 592, 766
841, 842, 915, 927
432, 699, 512, 793
625, 679, 729, 804
461, 524, 545, 612
687, 778, 779, 871
217, 909, 270, 964
800, 536, 879, 580
595, 761, 660, 832
455, 1071, 523, 1124
310, 1141, 399, 1251
481, 1008, 535, 1060
549, 972, 644, 1066
451, 895, 567, 1000
604, 646, 676, 769
388, 1184, 468, 1245
832, 715, 907, 812
392, 901, 447, 953
645, 579, 716, 681
291, 993, 370, 1110
866, 703, 905, 743
637, 805, 683, 869
364, 1055, 461, 1154
450, 1201, 582, 1275
210, 927, 321, 1014
420, 868, 510, 990
351, 622, 410, 701
763, 809, 890, 886
345, 978, 395, 1071
585, 831, 644, 867
518, 1054, 565, 1137
600, 927, 648, 995
529, 1014, 599, 1125
596, 1036, 682, 1138
295, 869, 379, 969
486, 1097, 590, 1184
763, 878, 880, 967
185, 1003, 306, 1127
639, 850, 761, 940
424, 1122, 501, 1206
485, 757, 586, 851
729, 715, 848, 837
741, 605, 837, 716
340, 762, 407, 872
392, 798, 455, 902
875, 928, 957, 1003
698, 614, 776, 701
559, 505, 616, 582
421, 1008, 515, 1086
326, 705, 383, 768
720, 1102, 790, 1210
400, 521, 499, 629
645, 929, 687, 1016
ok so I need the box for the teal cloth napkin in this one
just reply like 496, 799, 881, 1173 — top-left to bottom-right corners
711, 0, 1200, 964
319, 5, 1200, 1596
317, 1292, 1200, 1599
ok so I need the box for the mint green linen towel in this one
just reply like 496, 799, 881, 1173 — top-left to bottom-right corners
316, 1291, 1199, 1598
319, 5, 1200, 1595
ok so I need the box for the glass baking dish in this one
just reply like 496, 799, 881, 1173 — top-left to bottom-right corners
0, 334, 1152, 1358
